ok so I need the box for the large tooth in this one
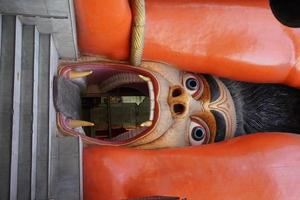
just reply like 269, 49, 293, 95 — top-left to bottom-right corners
69, 70, 93, 79
140, 120, 153, 127
138, 75, 151, 82
149, 107, 154, 121
68, 119, 94, 128
148, 80, 155, 121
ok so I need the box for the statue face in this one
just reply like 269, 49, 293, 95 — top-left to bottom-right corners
56, 62, 236, 149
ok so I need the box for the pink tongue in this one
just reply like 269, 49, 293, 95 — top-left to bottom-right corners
110, 127, 147, 141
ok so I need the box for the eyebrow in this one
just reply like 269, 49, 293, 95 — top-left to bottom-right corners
203, 74, 220, 102
211, 110, 226, 142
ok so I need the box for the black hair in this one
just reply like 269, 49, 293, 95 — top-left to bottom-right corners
221, 79, 300, 136
270, 0, 300, 27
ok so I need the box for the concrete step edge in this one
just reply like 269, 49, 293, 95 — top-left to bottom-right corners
10, 16, 22, 200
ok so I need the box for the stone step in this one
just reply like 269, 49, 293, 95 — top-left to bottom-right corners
0, 14, 82, 200
10, 16, 22, 200
16, 24, 36, 200
0, 14, 16, 200
35, 33, 51, 200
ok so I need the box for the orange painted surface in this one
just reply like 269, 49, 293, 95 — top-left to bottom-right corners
144, 0, 300, 86
84, 133, 300, 200
74, 0, 300, 87
74, 0, 132, 60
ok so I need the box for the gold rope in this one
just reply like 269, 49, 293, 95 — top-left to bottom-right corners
130, 0, 145, 66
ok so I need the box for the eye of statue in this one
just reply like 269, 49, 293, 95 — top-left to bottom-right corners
191, 127, 205, 141
186, 78, 198, 90
188, 118, 210, 146
183, 73, 203, 97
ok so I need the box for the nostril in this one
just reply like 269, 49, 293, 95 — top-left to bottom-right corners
172, 88, 182, 97
173, 104, 185, 115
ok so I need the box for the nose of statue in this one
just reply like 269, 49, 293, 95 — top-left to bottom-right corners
168, 85, 190, 119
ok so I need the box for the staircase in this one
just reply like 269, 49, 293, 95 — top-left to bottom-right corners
0, 15, 82, 200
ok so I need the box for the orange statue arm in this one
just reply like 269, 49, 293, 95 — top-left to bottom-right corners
75, 0, 300, 87
75, 0, 132, 59
84, 133, 300, 199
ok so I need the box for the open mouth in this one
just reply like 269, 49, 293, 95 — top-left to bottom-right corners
54, 63, 159, 145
